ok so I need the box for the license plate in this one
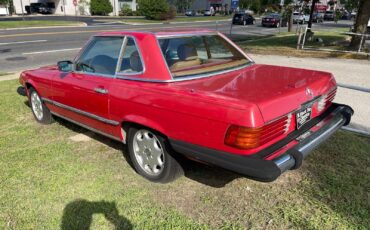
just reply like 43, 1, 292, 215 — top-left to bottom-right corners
296, 107, 312, 129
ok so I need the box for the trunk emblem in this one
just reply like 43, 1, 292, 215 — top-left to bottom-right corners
305, 87, 314, 99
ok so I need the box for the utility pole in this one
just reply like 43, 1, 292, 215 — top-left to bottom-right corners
19, 0, 25, 20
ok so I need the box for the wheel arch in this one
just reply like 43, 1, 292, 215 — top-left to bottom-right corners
24, 80, 38, 96
120, 116, 168, 144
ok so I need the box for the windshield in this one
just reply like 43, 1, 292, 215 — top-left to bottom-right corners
158, 35, 251, 78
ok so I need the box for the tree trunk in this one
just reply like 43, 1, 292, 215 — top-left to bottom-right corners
307, 0, 317, 31
349, 0, 370, 50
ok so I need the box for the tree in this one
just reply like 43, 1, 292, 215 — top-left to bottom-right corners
340, 0, 360, 12
174, 0, 195, 13
307, 0, 318, 30
138, 0, 172, 20
239, 0, 262, 13
350, 0, 370, 49
90, 0, 113, 16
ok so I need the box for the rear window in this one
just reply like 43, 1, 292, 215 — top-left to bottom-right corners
158, 35, 250, 78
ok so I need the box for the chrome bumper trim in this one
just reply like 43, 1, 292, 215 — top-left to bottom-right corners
273, 104, 353, 174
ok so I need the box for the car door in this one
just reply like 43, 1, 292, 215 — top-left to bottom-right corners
50, 36, 124, 136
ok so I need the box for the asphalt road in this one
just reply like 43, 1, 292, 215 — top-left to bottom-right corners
0, 19, 354, 72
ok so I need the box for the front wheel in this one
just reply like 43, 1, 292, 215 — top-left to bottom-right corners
29, 87, 53, 124
127, 127, 183, 183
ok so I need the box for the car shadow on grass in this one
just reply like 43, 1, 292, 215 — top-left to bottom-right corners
51, 115, 241, 188
61, 199, 133, 230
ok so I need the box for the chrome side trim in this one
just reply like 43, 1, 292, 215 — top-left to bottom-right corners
116, 62, 254, 83
42, 98, 119, 126
155, 32, 218, 38
51, 111, 122, 142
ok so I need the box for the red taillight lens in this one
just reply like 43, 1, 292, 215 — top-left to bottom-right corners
225, 115, 291, 150
317, 88, 337, 112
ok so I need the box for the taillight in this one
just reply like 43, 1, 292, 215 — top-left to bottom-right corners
225, 114, 292, 150
317, 88, 337, 112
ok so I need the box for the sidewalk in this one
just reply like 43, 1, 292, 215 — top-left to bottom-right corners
0, 72, 19, 82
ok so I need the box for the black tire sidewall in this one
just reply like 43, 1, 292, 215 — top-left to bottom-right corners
28, 87, 53, 124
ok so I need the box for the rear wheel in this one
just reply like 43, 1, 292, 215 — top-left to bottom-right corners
127, 127, 183, 183
29, 87, 53, 124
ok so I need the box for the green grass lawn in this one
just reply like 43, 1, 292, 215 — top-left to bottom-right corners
235, 29, 367, 59
0, 79, 369, 229
121, 16, 231, 24
0, 20, 83, 29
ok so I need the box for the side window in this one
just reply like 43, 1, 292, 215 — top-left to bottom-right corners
75, 36, 123, 76
119, 37, 143, 73
205, 36, 234, 59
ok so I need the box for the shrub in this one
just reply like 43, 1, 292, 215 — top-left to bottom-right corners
138, 0, 173, 20
90, 0, 113, 16
120, 4, 133, 16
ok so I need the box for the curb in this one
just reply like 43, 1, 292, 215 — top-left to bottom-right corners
0, 22, 87, 31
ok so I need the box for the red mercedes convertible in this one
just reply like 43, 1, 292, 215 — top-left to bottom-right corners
18, 29, 353, 183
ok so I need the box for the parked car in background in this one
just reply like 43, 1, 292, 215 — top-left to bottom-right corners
185, 9, 196, 16
324, 10, 334, 20
232, 12, 255, 25
29, 2, 54, 14
18, 29, 353, 183
312, 12, 324, 23
262, 13, 286, 27
293, 12, 304, 24
204, 9, 215, 16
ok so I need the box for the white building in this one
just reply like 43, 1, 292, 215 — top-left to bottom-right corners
13, 0, 137, 16
0, 5, 10, 16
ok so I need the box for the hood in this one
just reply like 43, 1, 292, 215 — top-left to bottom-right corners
172, 64, 336, 123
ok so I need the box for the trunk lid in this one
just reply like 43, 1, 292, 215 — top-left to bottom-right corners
172, 64, 336, 123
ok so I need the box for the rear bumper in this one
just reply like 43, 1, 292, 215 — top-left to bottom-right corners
169, 103, 353, 182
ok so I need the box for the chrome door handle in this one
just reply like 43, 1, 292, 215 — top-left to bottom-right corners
94, 88, 108, 94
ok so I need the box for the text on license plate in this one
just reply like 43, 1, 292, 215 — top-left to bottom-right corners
296, 107, 312, 129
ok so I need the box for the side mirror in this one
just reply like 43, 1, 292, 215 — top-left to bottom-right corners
57, 60, 73, 72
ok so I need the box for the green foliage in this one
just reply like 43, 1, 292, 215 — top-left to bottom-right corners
239, 0, 262, 13
90, 0, 113, 16
339, 0, 360, 12
138, 0, 175, 20
174, 0, 195, 12
120, 4, 134, 16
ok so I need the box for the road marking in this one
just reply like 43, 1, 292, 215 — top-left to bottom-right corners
0, 39, 47, 46
23, 48, 80, 55
0, 24, 215, 38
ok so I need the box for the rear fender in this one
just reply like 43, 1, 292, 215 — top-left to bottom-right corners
121, 115, 167, 143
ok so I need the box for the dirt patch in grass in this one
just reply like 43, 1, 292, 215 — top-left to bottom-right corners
1, 79, 369, 229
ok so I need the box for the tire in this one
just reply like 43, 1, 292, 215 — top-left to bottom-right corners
127, 127, 183, 183
276, 22, 280, 28
28, 87, 53, 124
